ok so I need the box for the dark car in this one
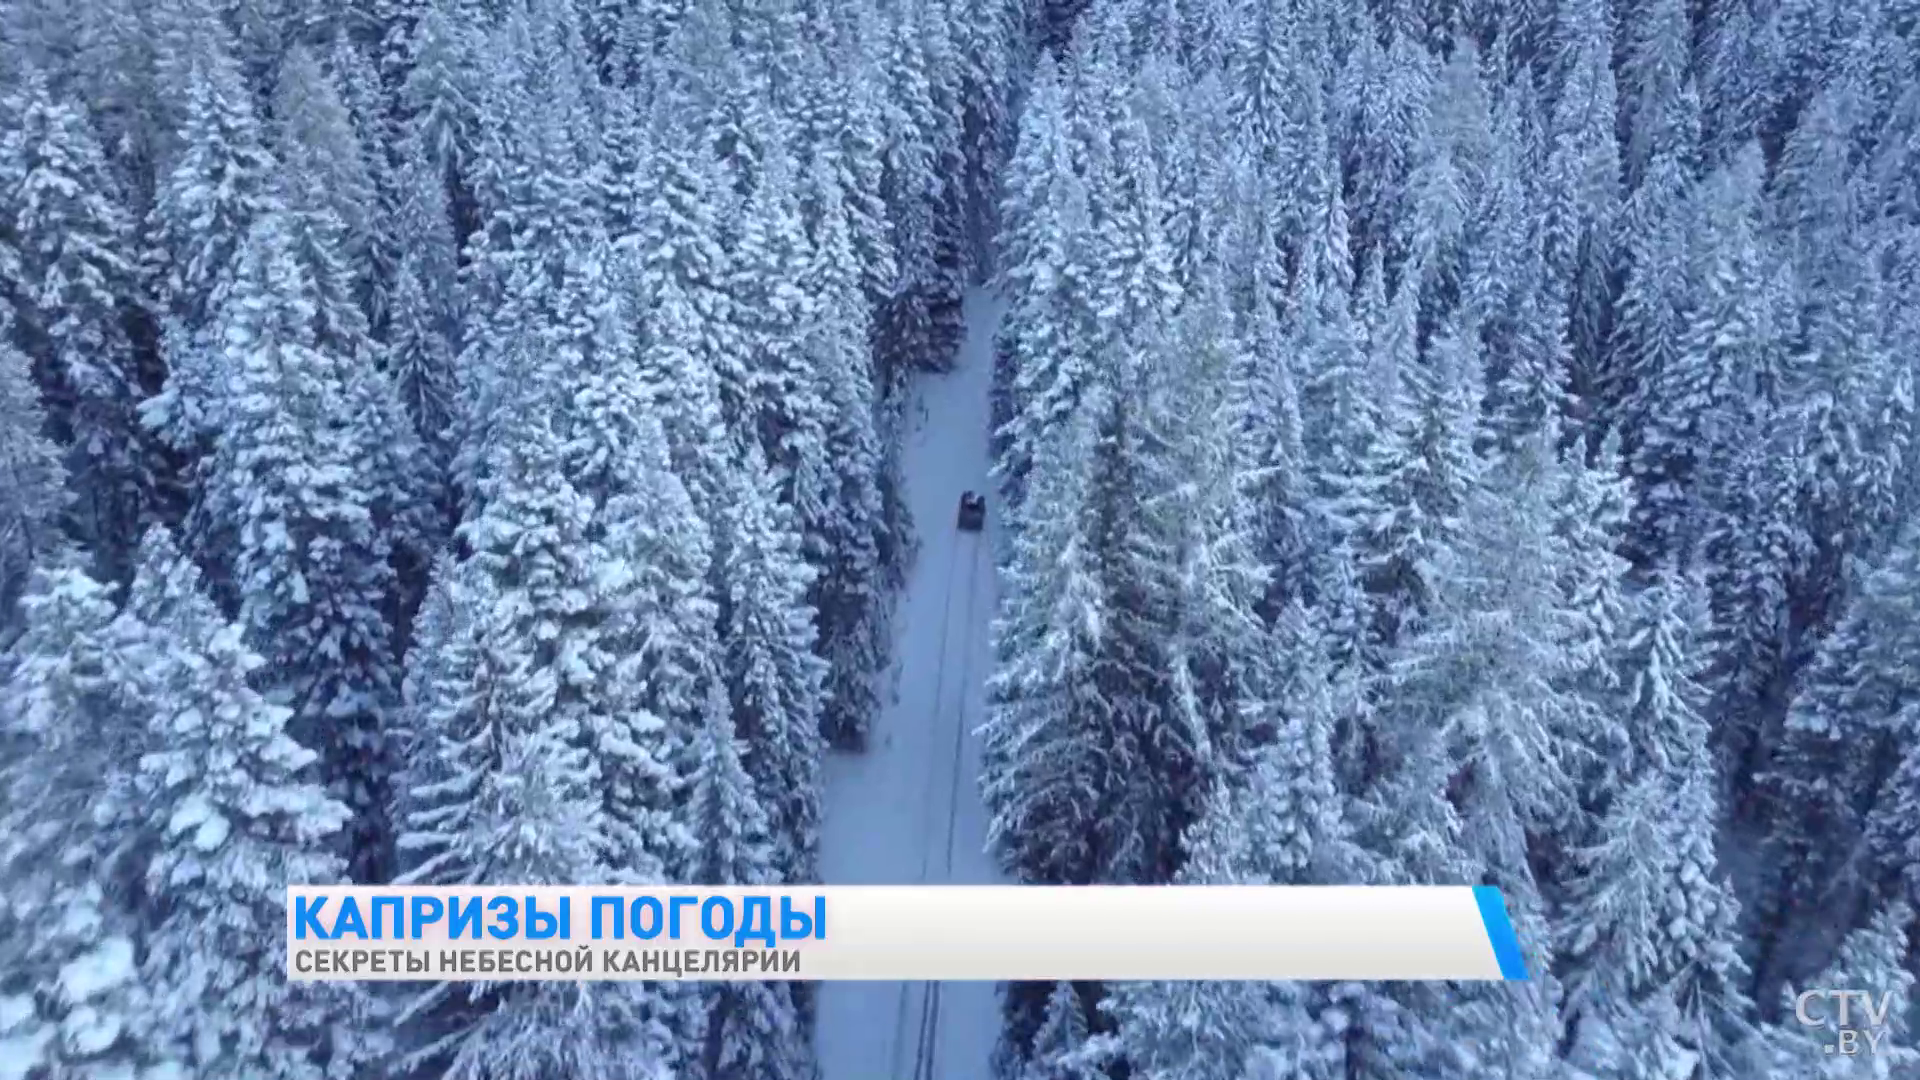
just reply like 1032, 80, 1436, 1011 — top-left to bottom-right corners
957, 491, 986, 532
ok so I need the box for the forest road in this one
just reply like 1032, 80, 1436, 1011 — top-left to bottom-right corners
815, 289, 1010, 1080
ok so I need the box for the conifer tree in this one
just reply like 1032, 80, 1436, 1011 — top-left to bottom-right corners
123, 525, 371, 1080
801, 156, 893, 749
1154, 274, 1272, 773
1612, 149, 1700, 565
141, 22, 281, 453
0, 326, 70, 620
551, 236, 705, 882
982, 375, 1198, 889
185, 210, 400, 880
1095, 782, 1283, 1080
144, 8, 273, 321
873, 2, 956, 389
1558, 572, 1751, 1079
394, 421, 677, 1080
993, 59, 1097, 507
1765, 903, 1918, 1076
1354, 289, 1481, 654
1761, 510, 1920, 990
271, 44, 379, 352
396, 0, 481, 208
1, 562, 155, 1078
1539, 0, 1620, 419
728, 138, 825, 488
718, 441, 829, 884
687, 681, 809, 1080
632, 117, 737, 519
1022, 983, 1103, 1080
2, 71, 156, 573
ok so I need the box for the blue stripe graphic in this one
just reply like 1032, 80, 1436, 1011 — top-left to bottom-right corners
1471, 885, 1529, 981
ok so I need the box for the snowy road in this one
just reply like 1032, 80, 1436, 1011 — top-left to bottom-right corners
816, 288, 1010, 1080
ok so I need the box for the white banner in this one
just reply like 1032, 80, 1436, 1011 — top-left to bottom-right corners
285, 884, 1529, 982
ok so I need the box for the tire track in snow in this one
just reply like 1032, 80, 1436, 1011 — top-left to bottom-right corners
906, 526, 983, 1076
941, 533, 985, 880
890, 533, 966, 1080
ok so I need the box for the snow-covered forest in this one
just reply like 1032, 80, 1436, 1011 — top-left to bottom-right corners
1, 0, 1918, 1074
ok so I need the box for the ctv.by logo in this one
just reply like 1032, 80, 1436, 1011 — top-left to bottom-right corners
1796, 989, 1898, 1056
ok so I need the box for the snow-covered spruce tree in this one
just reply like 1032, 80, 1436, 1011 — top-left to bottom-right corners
717, 439, 829, 886
1221, 175, 1314, 615
1662, 147, 1774, 564
727, 136, 827, 505
1096, 769, 1343, 1080
547, 234, 703, 884
981, 370, 1199, 890
1697, 263, 1803, 795
1021, 981, 1104, 1080
1351, 278, 1479, 657
1536, 0, 1620, 420
1751, 508, 1920, 990
444, 9, 570, 511
993, 56, 1099, 512
1615, 0, 1699, 194
1295, 199, 1385, 601
121, 524, 372, 1080
1, 70, 157, 575
1468, 94, 1573, 461
1762, 902, 1918, 1076
275, 62, 438, 614
790, 30, 897, 325
394, 0, 482, 220
798, 154, 893, 750
872, 0, 960, 391
0, 561, 155, 1078
1151, 271, 1273, 775
322, 33, 395, 322
693, 16, 766, 203
631, 114, 737, 520
383, 146, 463, 479
180, 208, 400, 881
1693, 0, 1782, 165
1769, 88, 1905, 617
988, 313, 1231, 1066
342, 337, 443, 645
981, 404, 1108, 885
1370, 423, 1585, 1078
49, 0, 167, 196
269, 43, 379, 356
1545, 430, 1637, 812
1093, 790, 1283, 1080
919, 0, 974, 312
392, 425, 676, 1080
1081, 80, 1182, 380
1611, 148, 1700, 567
946, 0, 1018, 265
1386, 44, 1478, 325
1556, 571, 1752, 1079
140, 15, 280, 454
1256, 601, 1358, 885
687, 680, 808, 1080
0, 323, 71, 623
1328, 31, 1437, 284
387, 551, 462, 861
1222, 0, 1297, 176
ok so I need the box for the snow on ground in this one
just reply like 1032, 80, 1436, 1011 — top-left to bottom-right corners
816, 288, 1012, 1080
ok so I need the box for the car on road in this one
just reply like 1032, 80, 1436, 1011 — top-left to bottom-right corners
957, 492, 986, 532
